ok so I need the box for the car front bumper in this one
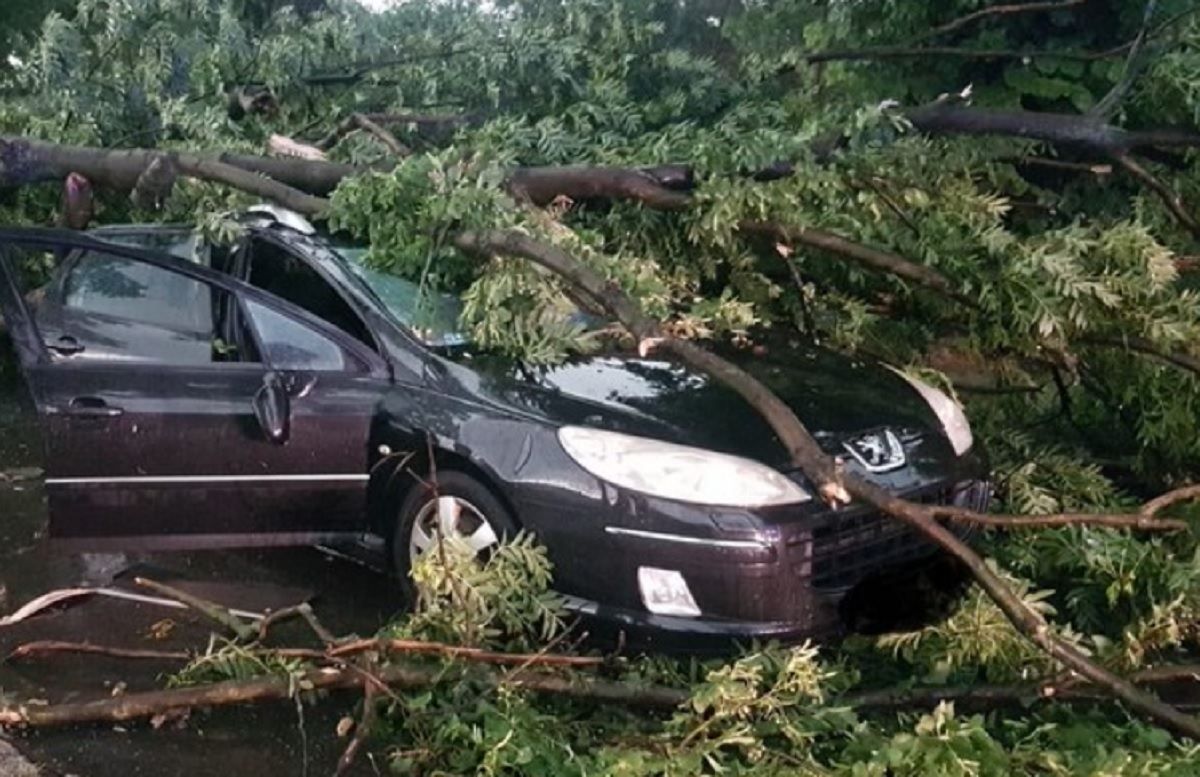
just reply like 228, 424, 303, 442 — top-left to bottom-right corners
512, 475, 990, 652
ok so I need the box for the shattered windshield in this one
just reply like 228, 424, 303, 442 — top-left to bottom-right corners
333, 247, 469, 348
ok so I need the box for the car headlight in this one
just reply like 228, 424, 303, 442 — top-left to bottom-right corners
557, 426, 811, 507
888, 368, 974, 456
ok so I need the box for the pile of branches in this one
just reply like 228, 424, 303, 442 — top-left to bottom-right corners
2, 0, 1200, 766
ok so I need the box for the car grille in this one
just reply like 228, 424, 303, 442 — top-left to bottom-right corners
785, 480, 990, 592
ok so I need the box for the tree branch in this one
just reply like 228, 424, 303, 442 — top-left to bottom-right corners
1082, 335, 1200, 377
324, 638, 605, 668
505, 166, 693, 210
1090, 0, 1159, 120
1111, 153, 1200, 239
6, 641, 190, 662
740, 220, 975, 307
314, 113, 413, 155
134, 578, 258, 642
905, 104, 1200, 154
843, 663, 1200, 711
451, 228, 1200, 741
916, 0, 1086, 42
0, 660, 689, 729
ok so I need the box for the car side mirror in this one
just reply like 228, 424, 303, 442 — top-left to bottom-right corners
253, 371, 291, 444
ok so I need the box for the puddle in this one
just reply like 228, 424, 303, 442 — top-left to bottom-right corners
0, 344, 401, 775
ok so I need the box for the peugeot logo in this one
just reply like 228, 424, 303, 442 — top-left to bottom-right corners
843, 429, 906, 473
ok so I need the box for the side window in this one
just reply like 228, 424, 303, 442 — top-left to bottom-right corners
248, 241, 375, 350
48, 249, 253, 367
64, 251, 212, 331
243, 299, 356, 372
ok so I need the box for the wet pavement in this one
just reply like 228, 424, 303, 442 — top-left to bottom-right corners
0, 353, 405, 776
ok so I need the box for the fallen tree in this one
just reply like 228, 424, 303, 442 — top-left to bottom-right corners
3, 0, 1200, 771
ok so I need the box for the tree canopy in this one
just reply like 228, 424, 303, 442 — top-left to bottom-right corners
3, 0, 1200, 773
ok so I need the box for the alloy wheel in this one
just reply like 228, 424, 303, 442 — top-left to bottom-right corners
408, 494, 500, 564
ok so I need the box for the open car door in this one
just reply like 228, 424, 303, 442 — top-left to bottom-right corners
0, 230, 390, 551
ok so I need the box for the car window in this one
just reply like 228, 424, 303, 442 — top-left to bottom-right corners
88, 230, 206, 263
247, 240, 375, 351
22, 246, 254, 367
64, 251, 213, 331
243, 298, 353, 371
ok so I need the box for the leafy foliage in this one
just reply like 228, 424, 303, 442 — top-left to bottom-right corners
4, 0, 1200, 772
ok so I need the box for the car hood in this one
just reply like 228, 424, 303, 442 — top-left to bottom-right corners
447, 342, 944, 468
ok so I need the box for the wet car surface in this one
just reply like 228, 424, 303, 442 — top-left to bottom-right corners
0, 213, 987, 653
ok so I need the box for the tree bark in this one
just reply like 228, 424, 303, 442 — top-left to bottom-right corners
905, 104, 1200, 154
0, 662, 689, 729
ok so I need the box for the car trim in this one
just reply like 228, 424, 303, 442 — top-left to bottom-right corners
45, 474, 370, 485
604, 526, 771, 549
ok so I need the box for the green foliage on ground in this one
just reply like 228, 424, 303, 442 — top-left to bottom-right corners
4, 0, 1200, 771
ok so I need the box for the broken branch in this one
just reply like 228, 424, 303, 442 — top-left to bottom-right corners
1111, 153, 1200, 239
6, 641, 189, 663
325, 637, 605, 668
0, 661, 688, 729
916, 0, 1086, 42
133, 578, 258, 643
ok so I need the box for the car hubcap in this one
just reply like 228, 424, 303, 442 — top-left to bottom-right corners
408, 494, 500, 564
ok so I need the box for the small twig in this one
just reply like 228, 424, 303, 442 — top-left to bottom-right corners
1090, 0, 1159, 120
1008, 156, 1113, 176
134, 578, 258, 642
1082, 335, 1200, 377
843, 663, 1200, 710
335, 671, 379, 776
1111, 153, 1200, 239
326, 638, 604, 668
256, 602, 338, 647
6, 640, 189, 663
914, 0, 1085, 43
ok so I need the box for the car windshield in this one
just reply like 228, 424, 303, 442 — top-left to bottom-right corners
333, 246, 469, 348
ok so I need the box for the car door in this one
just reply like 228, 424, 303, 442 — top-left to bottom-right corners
0, 231, 390, 551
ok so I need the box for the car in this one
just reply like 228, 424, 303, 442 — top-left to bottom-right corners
0, 207, 989, 650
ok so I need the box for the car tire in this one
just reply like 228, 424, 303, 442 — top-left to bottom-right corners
391, 470, 518, 603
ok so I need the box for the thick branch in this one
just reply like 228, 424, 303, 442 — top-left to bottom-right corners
172, 156, 330, 216
906, 104, 1200, 154
0, 137, 354, 200
506, 167, 693, 210
0, 661, 688, 729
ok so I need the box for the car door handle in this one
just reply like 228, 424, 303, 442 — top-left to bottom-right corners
47, 335, 85, 356
62, 397, 123, 419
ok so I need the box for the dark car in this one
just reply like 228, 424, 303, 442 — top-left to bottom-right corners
0, 207, 988, 649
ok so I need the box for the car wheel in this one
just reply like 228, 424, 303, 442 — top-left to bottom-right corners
392, 470, 517, 599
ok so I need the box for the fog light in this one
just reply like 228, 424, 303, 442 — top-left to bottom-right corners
637, 566, 701, 618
